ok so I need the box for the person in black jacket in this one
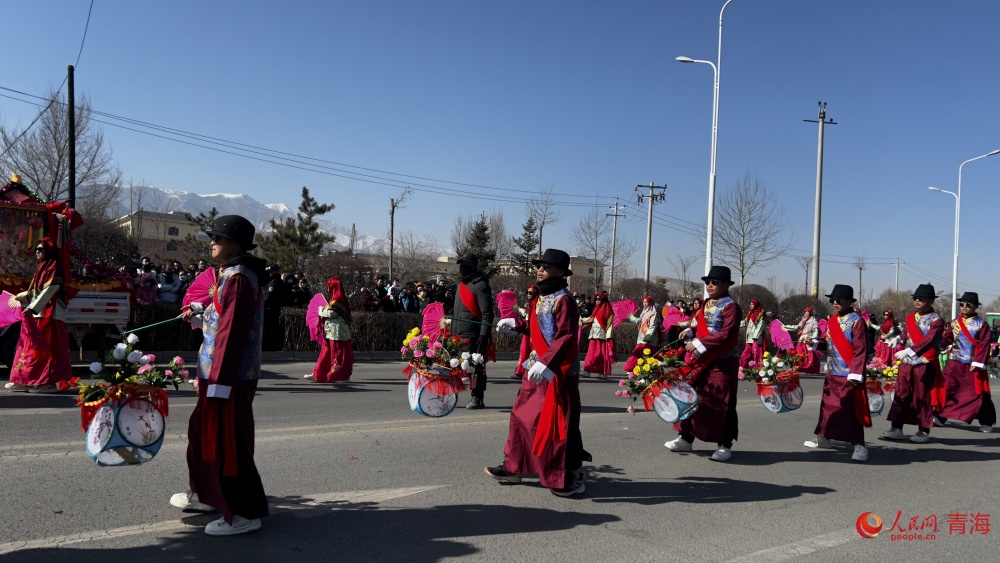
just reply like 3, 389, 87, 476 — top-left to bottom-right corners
452, 254, 494, 410
262, 264, 287, 351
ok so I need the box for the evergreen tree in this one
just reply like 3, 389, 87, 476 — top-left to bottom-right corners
256, 187, 336, 271
510, 215, 539, 277
181, 207, 218, 263
454, 212, 496, 276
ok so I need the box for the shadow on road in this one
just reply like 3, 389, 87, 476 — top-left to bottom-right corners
1, 500, 620, 562
724, 443, 1000, 466
584, 465, 835, 505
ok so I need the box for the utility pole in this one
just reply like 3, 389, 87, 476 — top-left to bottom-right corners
803, 102, 836, 297
895, 258, 901, 292
387, 187, 412, 279
635, 182, 668, 289
67, 65, 76, 209
607, 198, 625, 298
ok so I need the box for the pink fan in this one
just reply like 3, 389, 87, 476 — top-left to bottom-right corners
182, 268, 217, 309
611, 299, 638, 329
496, 290, 517, 319
817, 318, 828, 339
306, 293, 328, 344
662, 306, 688, 333
1, 291, 24, 329
770, 319, 794, 351
422, 302, 445, 342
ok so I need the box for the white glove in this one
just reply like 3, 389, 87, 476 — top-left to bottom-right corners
190, 315, 204, 330
893, 349, 908, 361
496, 318, 517, 335
527, 361, 555, 384
679, 328, 694, 340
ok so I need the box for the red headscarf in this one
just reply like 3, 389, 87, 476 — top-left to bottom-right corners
746, 299, 762, 323
326, 275, 351, 323
29, 238, 60, 294
880, 310, 895, 334
592, 291, 612, 330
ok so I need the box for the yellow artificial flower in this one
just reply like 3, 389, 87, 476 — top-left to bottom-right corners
633, 367, 641, 375
643, 365, 651, 372
763, 351, 770, 359
643, 348, 652, 356
636, 358, 644, 366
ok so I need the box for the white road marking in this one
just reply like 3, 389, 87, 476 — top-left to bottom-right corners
0, 486, 447, 554
726, 528, 859, 562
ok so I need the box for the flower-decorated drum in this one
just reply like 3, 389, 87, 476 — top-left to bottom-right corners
85, 398, 165, 466
759, 383, 804, 414
653, 380, 699, 423
407, 372, 459, 418
868, 392, 885, 416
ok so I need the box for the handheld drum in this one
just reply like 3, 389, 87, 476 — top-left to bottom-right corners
407, 371, 459, 418
653, 379, 699, 423
85, 398, 165, 466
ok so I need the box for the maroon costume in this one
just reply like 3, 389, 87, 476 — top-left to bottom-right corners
939, 314, 996, 426
887, 311, 945, 430
815, 311, 870, 444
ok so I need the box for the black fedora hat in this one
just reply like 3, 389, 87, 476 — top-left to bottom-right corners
958, 291, 980, 306
456, 253, 479, 266
701, 265, 733, 284
911, 283, 936, 300
532, 248, 573, 276
825, 284, 856, 302
205, 215, 257, 251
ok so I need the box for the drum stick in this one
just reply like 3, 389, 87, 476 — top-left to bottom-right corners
444, 317, 498, 328
122, 315, 185, 335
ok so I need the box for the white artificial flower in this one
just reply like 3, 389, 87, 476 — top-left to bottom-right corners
461, 352, 471, 360
777, 362, 785, 368
471, 353, 484, 364
126, 333, 139, 345
449, 358, 460, 368
89, 362, 103, 374
762, 361, 770, 368
762, 377, 771, 383
638, 379, 646, 386
127, 351, 142, 363
461, 360, 470, 371
767, 369, 775, 376
112, 343, 127, 360
465, 364, 475, 374
758, 370, 766, 377
138, 355, 150, 366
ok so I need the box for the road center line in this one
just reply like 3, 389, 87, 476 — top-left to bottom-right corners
726, 527, 859, 562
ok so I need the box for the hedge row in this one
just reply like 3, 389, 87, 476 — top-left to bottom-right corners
126, 303, 643, 354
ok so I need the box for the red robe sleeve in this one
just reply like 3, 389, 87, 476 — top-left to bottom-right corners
208, 274, 258, 394
941, 321, 955, 349
973, 318, 992, 368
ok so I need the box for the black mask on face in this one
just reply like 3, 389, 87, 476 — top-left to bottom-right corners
459, 264, 476, 278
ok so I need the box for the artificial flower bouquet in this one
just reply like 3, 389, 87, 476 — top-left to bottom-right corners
744, 349, 803, 400
864, 357, 899, 396
615, 346, 687, 414
400, 327, 485, 395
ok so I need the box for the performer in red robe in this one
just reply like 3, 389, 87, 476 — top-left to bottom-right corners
881, 283, 945, 444
622, 296, 662, 372
171, 215, 268, 536
804, 285, 871, 462
936, 292, 996, 432
7, 238, 73, 393
875, 310, 902, 365
665, 266, 743, 462
513, 284, 538, 379
488, 248, 590, 496
311, 276, 354, 382
582, 291, 616, 376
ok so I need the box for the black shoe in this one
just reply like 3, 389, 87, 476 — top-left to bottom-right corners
484, 465, 522, 484
550, 478, 585, 497
466, 397, 485, 410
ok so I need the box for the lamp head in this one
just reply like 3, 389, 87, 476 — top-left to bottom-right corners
988, 149, 1000, 156
675, 56, 695, 63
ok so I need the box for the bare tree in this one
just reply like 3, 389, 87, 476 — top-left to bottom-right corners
708, 170, 792, 286
387, 186, 412, 279
570, 205, 636, 293
795, 256, 812, 294
394, 231, 439, 281
527, 186, 561, 257
0, 88, 121, 206
854, 254, 868, 307
666, 254, 699, 292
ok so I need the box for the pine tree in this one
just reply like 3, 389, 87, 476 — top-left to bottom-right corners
454, 212, 496, 276
256, 187, 335, 271
510, 215, 539, 277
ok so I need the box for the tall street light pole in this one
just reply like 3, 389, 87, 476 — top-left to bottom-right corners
676, 0, 737, 298
803, 102, 836, 297
928, 186, 958, 316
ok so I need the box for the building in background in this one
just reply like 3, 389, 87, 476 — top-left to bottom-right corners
111, 210, 201, 262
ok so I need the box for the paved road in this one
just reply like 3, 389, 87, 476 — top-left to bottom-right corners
1, 360, 998, 561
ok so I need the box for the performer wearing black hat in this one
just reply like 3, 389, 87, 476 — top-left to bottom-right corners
936, 291, 996, 433
172, 214, 268, 535
452, 254, 494, 409
666, 265, 743, 462
804, 285, 871, 462
490, 248, 590, 496
881, 283, 945, 443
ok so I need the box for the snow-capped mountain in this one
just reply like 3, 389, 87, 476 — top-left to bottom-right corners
108, 185, 386, 253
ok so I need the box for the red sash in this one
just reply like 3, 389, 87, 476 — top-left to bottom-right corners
458, 282, 496, 362
682, 302, 739, 382
530, 297, 578, 457
906, 313, 946, 410
827, 315, 872, 427
957, 316, 991, 395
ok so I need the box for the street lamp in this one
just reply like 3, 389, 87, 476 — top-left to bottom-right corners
928, 186, 958, 315
677, 0, 737, 296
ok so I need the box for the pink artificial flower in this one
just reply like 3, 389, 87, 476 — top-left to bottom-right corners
413, 350, 424, 358
618, 380, 626, 387
193, 379, 200, 392
145, 354, 156, 363
137, 364, 153, 374
172, 356, 185, 367
409, 338, 420, 349
400, 346, 409, 354
180, 369, 190, 380
165, 369, 174, 377
626, 406, 635, 414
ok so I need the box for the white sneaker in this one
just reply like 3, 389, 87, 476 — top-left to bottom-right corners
804, 436, 833, 448
304, 374, 314, 379
710, 447, 732, 462
170, 491, 215, 512
4, 382, 29, 392
980, 425, 993, 433
851, 445, 869, 462
909, 431, 930, 444
880, 428, 905, 441
204, 515, 262, 536
664, 436, 693, 452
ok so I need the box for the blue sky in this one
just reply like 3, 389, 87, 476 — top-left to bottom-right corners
3, 1, 999, 304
